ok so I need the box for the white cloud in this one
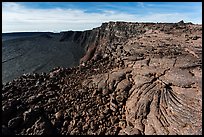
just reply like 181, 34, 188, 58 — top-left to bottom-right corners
2, 2, 202, 33
2, 2, 23, 10
137, 2, 145, 8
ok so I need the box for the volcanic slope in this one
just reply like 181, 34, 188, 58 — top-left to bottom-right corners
2, 21, 202, 135
2, 32, 85, 83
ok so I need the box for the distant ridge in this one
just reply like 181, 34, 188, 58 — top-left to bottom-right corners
2, 32, 55, 36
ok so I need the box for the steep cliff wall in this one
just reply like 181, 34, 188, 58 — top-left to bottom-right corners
59, 22, 148, 64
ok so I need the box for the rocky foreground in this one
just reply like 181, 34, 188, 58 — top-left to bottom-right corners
2, 21, 202, 135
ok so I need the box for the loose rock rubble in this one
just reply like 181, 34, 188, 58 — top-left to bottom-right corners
2, 21, 202, 135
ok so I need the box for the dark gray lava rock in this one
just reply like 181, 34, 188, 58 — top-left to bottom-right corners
8, 117, 24, 129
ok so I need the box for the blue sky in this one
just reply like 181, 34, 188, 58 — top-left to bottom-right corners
2, 2, 202, 33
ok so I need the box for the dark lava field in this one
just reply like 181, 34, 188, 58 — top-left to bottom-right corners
2, 21, 202, 135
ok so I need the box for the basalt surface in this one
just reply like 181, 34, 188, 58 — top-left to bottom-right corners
2, 21, 202, 135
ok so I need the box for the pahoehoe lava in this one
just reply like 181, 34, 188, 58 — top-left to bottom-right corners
2, 21, 202, 135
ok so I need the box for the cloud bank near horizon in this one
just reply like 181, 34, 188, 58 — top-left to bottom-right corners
2, 2, 202, 33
